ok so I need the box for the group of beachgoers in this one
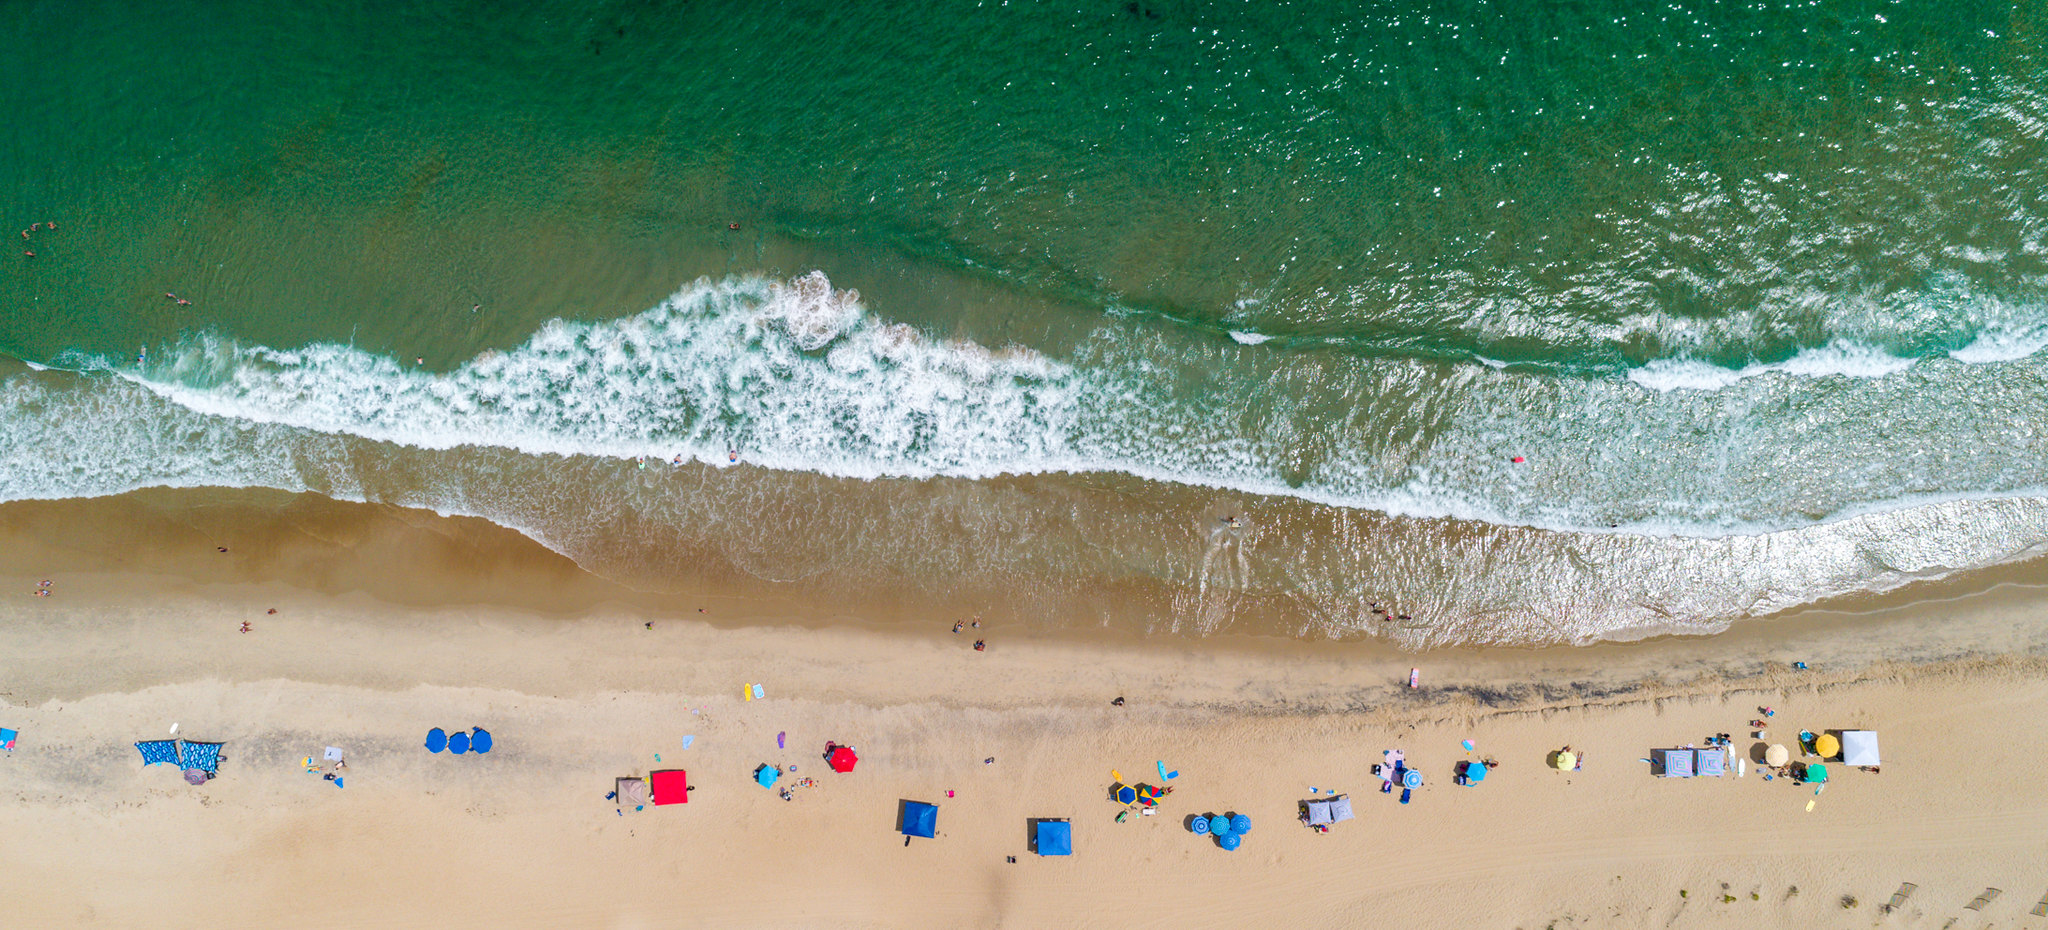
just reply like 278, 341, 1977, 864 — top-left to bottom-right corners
18, 219, 55, 258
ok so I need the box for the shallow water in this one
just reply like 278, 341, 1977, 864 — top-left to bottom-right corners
2, 1, 2045, 644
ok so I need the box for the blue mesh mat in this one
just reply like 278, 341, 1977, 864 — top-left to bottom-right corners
136, 740, 180, 766
180, 741, 223, 774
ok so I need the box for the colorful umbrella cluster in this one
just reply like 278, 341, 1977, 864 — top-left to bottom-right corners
1112, 782, 1172, 808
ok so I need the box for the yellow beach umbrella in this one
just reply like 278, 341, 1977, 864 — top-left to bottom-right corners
1552, 750, 1576, 771
1764, 744, 1789, 767
1814, 733, 1840, 758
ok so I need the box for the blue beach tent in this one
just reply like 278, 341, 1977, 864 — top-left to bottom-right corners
1035, 820, 1072, 856
136, 740, 180, 766
900, 800, 938, 838
425, 728, 448, 753
181, 741, 224, 774
470, 728, 493, 754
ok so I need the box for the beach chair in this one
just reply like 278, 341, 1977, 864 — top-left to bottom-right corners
1965, 888, 2001, 911
2030, 890, 2047, 917
1882, 882, 1916, 913
1398, 788, 1411, 805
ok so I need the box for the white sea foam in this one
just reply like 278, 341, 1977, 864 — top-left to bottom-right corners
1227, 330, 1271, 345
20, 271, 2048, 549
1948, 324, 2048, 364
1628, 340, 1918, 392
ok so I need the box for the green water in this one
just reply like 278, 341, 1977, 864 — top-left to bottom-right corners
4, 0, 2030, 366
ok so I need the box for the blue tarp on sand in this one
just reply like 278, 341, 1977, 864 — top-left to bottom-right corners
901, 801, 938, 838
181, 741, 224, 774
136, 740, 180, 766
1035, 820, 1072, 856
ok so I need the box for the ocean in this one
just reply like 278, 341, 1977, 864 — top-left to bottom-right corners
3, 0, 2045, 644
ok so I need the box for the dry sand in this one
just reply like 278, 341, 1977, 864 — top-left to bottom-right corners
2, 495, 2048, 928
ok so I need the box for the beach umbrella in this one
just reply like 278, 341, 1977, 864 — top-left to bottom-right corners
183, 768, 208, 786
1552, 751, 1575, 771
470, 728, 493, 754
755, 764, 779, 788
1190, 817, 1210, 835
447, 730, 470, 755
1805, 764, 1828, 784
1402, 769, 1423, 789
1814, 733, 1840, 758
1217, 832, 1242, 851
425, 728, 447, 753
828, 746, 859, 773
1466, 763, 1488, 783
1115, 784, 1136, 805
1764, 744, 1789, 767
1230, 814, 1251, 834
1209, 815, 1231, 836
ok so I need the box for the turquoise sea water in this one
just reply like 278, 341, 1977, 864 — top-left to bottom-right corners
3, 1, 2046, 644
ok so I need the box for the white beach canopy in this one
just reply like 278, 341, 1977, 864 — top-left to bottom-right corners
1764, 744, 1789, 767
1840, 730, 1880, 767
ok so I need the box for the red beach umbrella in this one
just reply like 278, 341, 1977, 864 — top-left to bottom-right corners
827, 746, 859, 773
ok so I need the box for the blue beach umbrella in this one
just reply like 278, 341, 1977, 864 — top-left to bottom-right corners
1230, 814, 1251, 834
1465, 763, 1487, 783
424, 728, 447, 753
1190, 817, 1210, 835
1209, 815, 1232, 836
1217, 832, 1242, 851
448, 730, 470, 755
1115, 785, 1136, 805
470, 728, 493, 754
1402, 769, 1423, 789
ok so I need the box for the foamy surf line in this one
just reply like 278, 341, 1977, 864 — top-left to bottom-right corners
42, 271, 2048, 542
1629, 326, 2048, 393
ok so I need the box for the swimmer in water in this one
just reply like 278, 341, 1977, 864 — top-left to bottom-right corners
728, 450, 739, 463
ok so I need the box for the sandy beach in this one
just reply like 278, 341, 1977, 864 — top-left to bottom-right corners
1, 494, 2047, 928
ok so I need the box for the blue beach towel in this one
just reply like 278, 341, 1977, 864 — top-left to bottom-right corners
136, 739, 180, 766
425, 728, 448, 753
681, 735, 695, 750
181, 741, 223, 774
